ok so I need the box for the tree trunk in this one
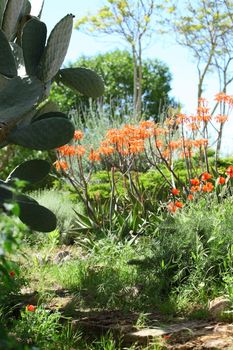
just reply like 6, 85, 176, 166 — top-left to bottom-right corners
132, 46, 138, 121
136, 39, 143, 120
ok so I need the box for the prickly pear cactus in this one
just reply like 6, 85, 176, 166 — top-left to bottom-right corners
0, 1, 104, 150
0, 1, 104, 231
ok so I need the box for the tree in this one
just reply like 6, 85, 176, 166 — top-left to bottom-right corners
50, 50, 173, 122
167, 0, 233, 160
169, 0, 233, 104
75, 0, 163, 120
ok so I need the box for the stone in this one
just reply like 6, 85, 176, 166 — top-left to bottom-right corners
208, 297, 231, 319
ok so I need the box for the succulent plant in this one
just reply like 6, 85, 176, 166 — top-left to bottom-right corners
0, 3, 104, 150
0, 0, 104, 231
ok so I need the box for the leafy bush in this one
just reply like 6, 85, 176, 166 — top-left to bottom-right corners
135, 197, 233, 304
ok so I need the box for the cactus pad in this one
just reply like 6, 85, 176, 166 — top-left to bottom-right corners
2, 0, 24, 40
0, 29, 17, 77
6, 159, 51, 185
0, 76, 43, 123
22, 18, 47, 76
38, 14, 73, 82
59, 67, 105, 98
8, 116, 75, 150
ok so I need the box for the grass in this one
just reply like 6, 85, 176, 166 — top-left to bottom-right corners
2, 194, 233, 349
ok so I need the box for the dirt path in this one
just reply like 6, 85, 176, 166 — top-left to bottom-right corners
17, 289, 233, 349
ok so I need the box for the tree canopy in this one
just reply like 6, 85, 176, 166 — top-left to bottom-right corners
50, 50, 173, 122
75, 0, 162, 119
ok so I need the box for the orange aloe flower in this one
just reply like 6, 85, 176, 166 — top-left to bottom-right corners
187, 122, 200, 131
171, 188, 180, 195
226, 166, 233, 177
202, 181, 214, 192
214, 92, 228, 103
167, 202, 177, 213
190, 185, 200, 193
75, 145, 86, 157
175, 201, 183, 208
201, 172, 212, 181
190, 178, 200, 186
74, 130, 84, 140
187, 194, 193, 200
139, 120, 155, 129
26, 305, 36, 312
155, 139, 163, 149
217, 176, 225, 185
54, 160, 68, 171
215, 114, 228, 123
89, 149, 101, 162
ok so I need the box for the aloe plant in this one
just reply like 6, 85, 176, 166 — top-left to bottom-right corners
0, 1, 104, 232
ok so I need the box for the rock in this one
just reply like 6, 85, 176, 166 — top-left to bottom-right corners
204, 338, 232, 349
208, 297, 231, 319
53, 250, 72, 265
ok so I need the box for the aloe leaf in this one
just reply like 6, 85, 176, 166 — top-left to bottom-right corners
38, 14, 73, 82
0, 76, 43, 122
6, 159, 51, 185
8, 117, 74, 150
22, 18, 47, 75
2, 0, 24, 40
0, 0, 8, 28
59, 67, 105, 98
0, 29, 17, 77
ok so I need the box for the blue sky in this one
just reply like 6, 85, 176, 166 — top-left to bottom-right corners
31, 0, 233, 155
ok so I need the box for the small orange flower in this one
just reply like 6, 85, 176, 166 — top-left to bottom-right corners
215, 114, 228, 123
75, 145, 86, 157
190, 185, 200, 193
175, 201, 183, 208
26, 305, 36, 312
226, 166, 233, 177
171, 188, 180, 195
73, 130, 84, 140
54, 160, 68, 171
214, 92, 228, 102
217, 176, 225, 185
201, 172, 212, 181
190, 178, 200, 186
167, 202, 177, 213
89, 149, 101, 162
202, 182, 214, 192
9, 271, 15, 277
155, 139, 163, 149
187, 194, 194, 200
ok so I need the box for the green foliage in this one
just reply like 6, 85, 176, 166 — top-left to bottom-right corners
50, 50, 173, 121
14, 306, 80, 349
0, 206, 28, 310
137, 197, 233, 307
